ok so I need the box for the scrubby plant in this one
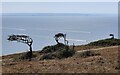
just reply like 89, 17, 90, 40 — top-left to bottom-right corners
79, 50, 99, 58
55, 49, 75, 59
40, 43, 69, 53
19, 52, 36, 60
89, 38, 120, 47
109, 34, 114, 39
40, 53, 54, 60
54, 33, 67, 45
40, 49, 75, 60
40, 46, 54, 53
13, 52, 36, 61
7, 34, 33, 61
39, 43, 75, 60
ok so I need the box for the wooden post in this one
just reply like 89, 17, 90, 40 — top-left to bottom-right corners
73, 43, 75, 50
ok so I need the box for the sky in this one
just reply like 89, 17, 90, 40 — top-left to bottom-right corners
2, 2, 118, 14
1, 0, 119, 2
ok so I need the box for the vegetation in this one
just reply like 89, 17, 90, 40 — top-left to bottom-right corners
78, 50, 100, 58
74, 38, 120, 51
109, 34, 114, 39
3, 36, 119, 73
7, 34, 33, 61
12, 52, 37, 61
54, 33, 67, 45
40, 43, 68, 53
88, 38, 120, 47
19, 52, 36, 60
2, 45, 119, 73
40, 43, 75, 60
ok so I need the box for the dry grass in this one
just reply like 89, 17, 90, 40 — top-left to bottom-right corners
2, 46, 119, 73
74, 45, 104, 51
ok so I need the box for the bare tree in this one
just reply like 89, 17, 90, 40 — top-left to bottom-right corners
7, 34, 33, 61
54, 33, 68, 45
109, 34, 114, 39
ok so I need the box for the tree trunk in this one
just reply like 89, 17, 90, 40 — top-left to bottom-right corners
64, 35, 66, 45
73, 43, 75, 50
29, 45, 32, 61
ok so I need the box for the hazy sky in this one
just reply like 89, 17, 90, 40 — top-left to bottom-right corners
1, 0, 119, 2
2, 2, 118, 14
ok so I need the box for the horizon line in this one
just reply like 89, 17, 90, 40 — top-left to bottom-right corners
2, 13, 117, 16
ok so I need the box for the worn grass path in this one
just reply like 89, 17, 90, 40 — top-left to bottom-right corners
77, 46, 118, 53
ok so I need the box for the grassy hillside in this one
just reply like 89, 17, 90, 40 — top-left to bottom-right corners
75, 38, 120, 51
1, 38, 120, 73
2, 46, 119, 73
89, 38, 120, 46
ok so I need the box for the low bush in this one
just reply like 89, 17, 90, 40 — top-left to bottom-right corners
40, 46, 54, 53
89, 38, 120, 47
13, 52, 36, 61
79, 50, 99, 58
55, 49, 75, 59
40, 49, 75, 60
39, 43, 75, 60
40, 43, 69, 53
40, 53, 55, 60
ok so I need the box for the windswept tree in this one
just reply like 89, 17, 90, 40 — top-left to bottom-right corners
54, 33, 68, 45
7, 34, 33, 61
109, 34, 114, 39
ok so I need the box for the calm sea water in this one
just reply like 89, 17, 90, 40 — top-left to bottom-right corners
2, 13, 118, 55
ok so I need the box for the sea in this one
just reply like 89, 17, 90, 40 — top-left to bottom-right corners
2, 13, 118, 55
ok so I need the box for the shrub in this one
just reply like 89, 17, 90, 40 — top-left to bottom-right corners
40, 49, 75, 60
40, 53, 55, 60
89, 38, 120, 46
55, 49, 75, 59
40, 43, 69, 53
13, 52, 36, 61
40, 46, 54, 53
79, 50, 99, 58
39, 43, 75, 60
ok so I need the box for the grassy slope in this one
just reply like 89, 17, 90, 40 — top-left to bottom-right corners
2, 46, 119, 73
74, 38, 120, 51
2, 38, 120, 73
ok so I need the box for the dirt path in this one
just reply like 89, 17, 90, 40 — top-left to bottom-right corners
77, 46, 118, 53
